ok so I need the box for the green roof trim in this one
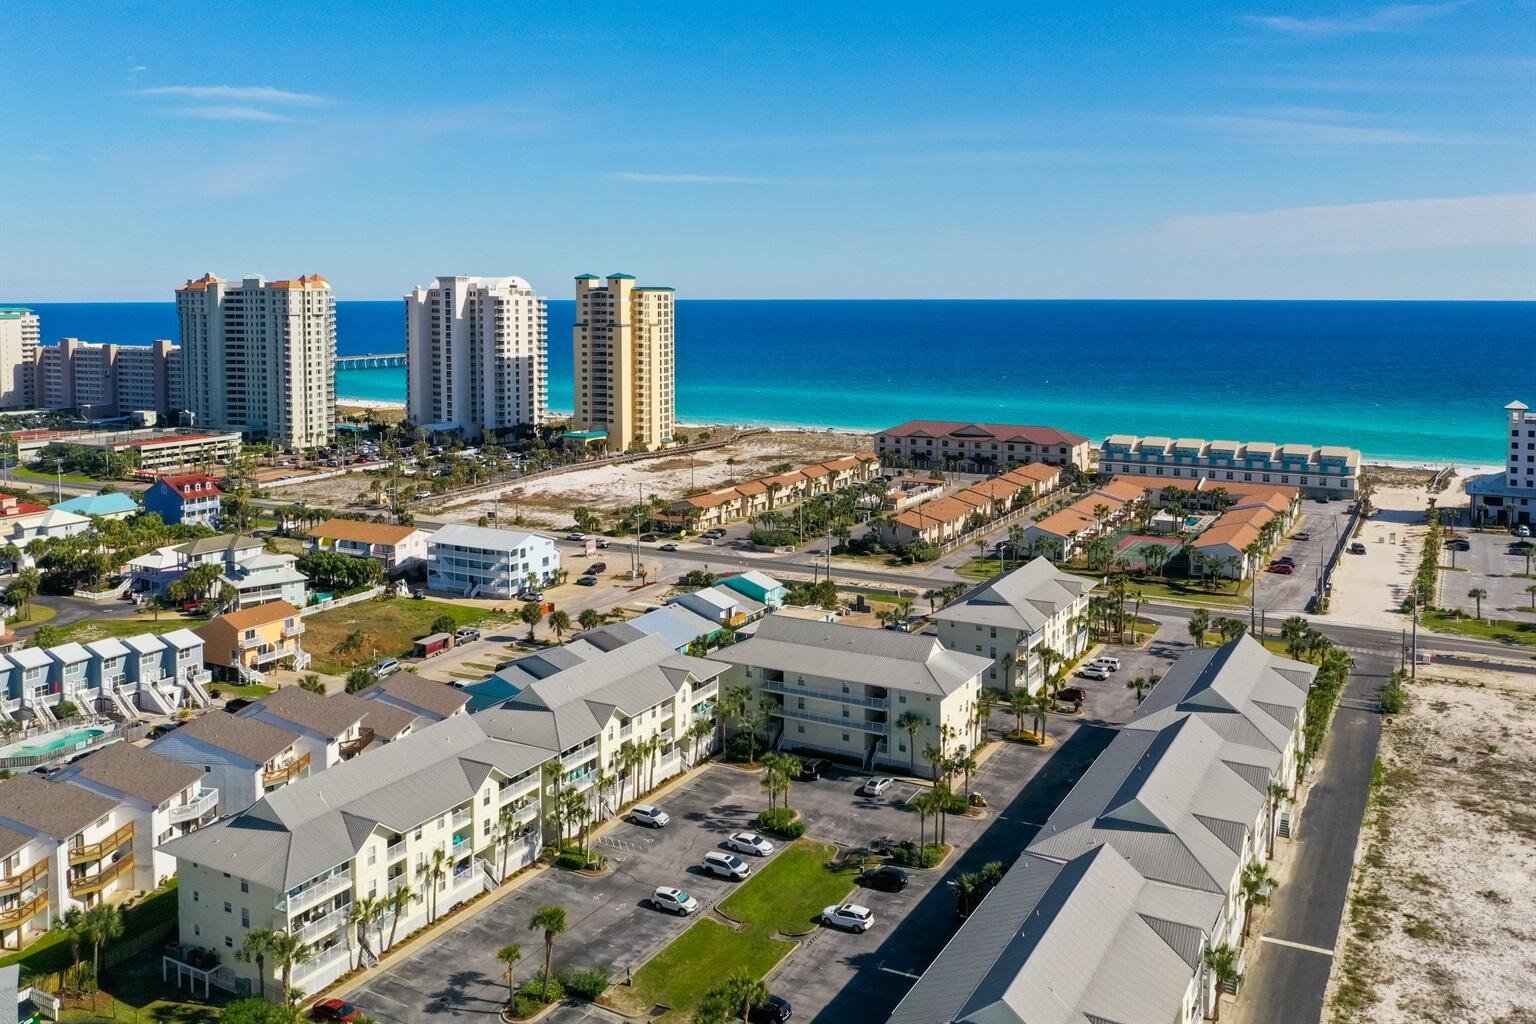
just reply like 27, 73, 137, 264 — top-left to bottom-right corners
634, 287, 675, 292
606, 273, 636, 280
562, 430, 608, 441
0, 307, 35, 316
574, 274, 600, 280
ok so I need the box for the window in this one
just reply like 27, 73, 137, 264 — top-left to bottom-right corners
240, 880, 248, 893
241, 908, 250, 927
223, 901, 232, 914
224, 936, 233, 948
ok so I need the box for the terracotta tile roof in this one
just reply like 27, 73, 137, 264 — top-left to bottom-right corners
176, 273, 219, 293
1004, 463, 1062, 484
734, 480, 767, 496
310, 518, 420, 546
1094, 478, 1148, 503
880, 420, 1088, 446
801, 464, 829, 478
1031, 507, 1098, 539
270, 274, 331, 290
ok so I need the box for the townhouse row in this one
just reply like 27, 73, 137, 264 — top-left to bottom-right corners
1189, 485, 1302, 580
875, 462, 1063, 549
0, 627, 211, 729
669, 452, 882, 530
1022, 476, 1149, 560
1100, 434, 1360, 498
889, 634, 1314, 1024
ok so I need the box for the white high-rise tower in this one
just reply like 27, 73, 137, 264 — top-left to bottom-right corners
404, 276, 548, 440
0, 307, 39, 410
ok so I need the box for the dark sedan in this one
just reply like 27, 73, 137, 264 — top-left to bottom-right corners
748, 995, 793, 1022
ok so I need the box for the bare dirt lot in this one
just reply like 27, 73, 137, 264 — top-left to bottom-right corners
1329, 673, 1536, 1024
440, 428, 871, 527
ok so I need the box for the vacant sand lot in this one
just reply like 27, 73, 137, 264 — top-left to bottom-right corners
1330, 673, 1536, 1024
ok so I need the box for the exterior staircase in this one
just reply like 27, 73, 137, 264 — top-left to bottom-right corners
133, 683, 176, 717
182, 670, 212, 708
106, 687, 142, 721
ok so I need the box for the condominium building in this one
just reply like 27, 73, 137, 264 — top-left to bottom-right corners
405, 276, 548, 440
572, 274, 675, 453
876, 420, 1091, 471
150, 711, 314, 813
0, 776, 137, 930
1100, 435, 1361, 498
0, 308, 38, 410
710, 615, 991, 773
888, 635, 1312, 1024
175, 274, 336, 449
931, 557, 1094, 694
34, 338, 181, 417
427, 524, 559, 598
1467, 400, 1535, 527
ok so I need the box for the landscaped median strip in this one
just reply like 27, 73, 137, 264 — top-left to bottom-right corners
601, 839, 859, 1021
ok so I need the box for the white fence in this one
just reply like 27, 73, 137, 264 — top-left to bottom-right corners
301, 585, 385, 618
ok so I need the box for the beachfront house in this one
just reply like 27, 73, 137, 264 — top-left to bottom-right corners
142, 474, 223, 528
427, 524, 560, 598
307, 519, 428, 574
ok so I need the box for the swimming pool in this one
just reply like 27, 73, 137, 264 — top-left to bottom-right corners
0, 727, 107, 759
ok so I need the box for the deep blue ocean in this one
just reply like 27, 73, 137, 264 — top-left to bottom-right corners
9, 300, 1532, 464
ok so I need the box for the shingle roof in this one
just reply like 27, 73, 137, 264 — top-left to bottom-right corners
162, 715, 551, 890
309, 518, 420, 546
881, 420, 1089, 446
711, 615, 991, 697
60, 743, 202, 806
0, 774, 119, 839
930, 557, 1094, 632
242, 686, 368, 738
203, 600, 301, 632
365, 671, 471, 719
0, 824, 30, 859
161, 712, 298, 765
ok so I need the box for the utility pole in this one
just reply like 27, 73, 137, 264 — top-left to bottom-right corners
1410, 597, 1419, 681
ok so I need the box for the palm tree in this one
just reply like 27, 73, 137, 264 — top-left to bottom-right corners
81, 903, 123, 991
495, 807, 517, 881
528, 904, 568, 999
347, 894, 387, 969
1526, 583, 1536, 611
235, 928, 276, 1001
620, 742, 645, 804
1030, 691, 1050, 743
384, 884, 418, 952
1468, 586, 1488, 619
894, 711, 927, 775
953, 749, 978, 796
974, 689, 997, 745
760, 758, 788, 810
718, 685, 750, 756
578, 608, 602, 632
425, 846, 449, 922
299, 673, 325, 695
1240, 861, 1277, 940
1189, 608, 1210, 647
1008, 688, 1031, 737
684, 718, 714, 767
264, 930, 310, 1009
740, 704, 765, 763
922, 742, 943, 782
1126, 675, 1155, 704
496, 943, 522, 1007
1203, 944, 1242, 1021
723, 968, 770, 1024
548, 609, 571, 642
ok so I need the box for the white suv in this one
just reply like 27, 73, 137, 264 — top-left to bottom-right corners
630, 804, 670, 829
821, 903, 874, 932
702, 851, 751, 881
650, 886, 699, 916
1091, 656, 1121, 671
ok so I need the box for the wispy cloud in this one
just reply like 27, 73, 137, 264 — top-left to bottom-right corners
1252, 2, 1466, 37
1150, 193, 1536, 255
177, 105, 292, 123
1175, 112, 1449, 145
137, 85, 330, 106
607, 171, 797, 185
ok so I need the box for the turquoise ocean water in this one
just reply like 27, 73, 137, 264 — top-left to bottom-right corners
12, 300, 1533, 464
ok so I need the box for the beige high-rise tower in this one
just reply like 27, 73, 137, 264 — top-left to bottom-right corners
176, 274, 336, 450
572, 273, 675, 453
0, 307, 39, 410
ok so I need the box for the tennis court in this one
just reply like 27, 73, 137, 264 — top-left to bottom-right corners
1112, 534, 1183, 571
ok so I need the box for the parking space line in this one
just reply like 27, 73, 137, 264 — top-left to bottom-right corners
877, 963, 923, 980
1260, 935, 1335, 957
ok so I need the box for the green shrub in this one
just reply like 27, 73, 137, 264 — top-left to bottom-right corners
553, 842, 605, 871
890, 841, 945, 868
514, 977, 565, 1015
756, 806, 806, 837
555, 964, 611, 1001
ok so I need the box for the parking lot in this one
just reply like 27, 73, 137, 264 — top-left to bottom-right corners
1254, 498, 1356, 615
1439, 529, 1536, 621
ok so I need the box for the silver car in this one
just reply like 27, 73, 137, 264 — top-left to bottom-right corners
650, 886, 699, 916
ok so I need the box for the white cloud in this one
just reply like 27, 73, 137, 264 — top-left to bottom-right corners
176, 105, 292, 123
1151, 193, 1536, 255
137, 85, 330, 106
1252, 2, 1467, 36
607, 171, 796, 185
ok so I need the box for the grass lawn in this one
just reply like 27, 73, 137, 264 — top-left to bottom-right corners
208, 682, 276, 698
955, 557, 1003, 581
46, 616, 204, 644
304, 597, 496, 674
1422, 609, 1536, 646
613, 839, 855, 1020
9, 604, 57, 628
1064, 571, 1249, 608
10, 466, 100, 487
2, 881, 178, 975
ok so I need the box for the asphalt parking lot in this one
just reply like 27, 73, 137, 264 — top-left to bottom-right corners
1255, 499, 1355, 615
1439, 529, 1536, 621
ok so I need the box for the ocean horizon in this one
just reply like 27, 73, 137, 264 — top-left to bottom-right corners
8, 299, 1532, 466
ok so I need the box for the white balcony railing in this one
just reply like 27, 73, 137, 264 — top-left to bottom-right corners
167, 789, 219, 824
277, 870, 351, 914
293, 907, 347, 943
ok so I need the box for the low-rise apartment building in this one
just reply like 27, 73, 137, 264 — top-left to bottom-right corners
1189, 487, 1300, 580
358, 671, 470, 729
888, 635, 1312, 1024
162, 714, 552, 997
427, 524, 560, 598
1023, 476, 1148, 561
877, 420, 1091, 471
877, 463, 1062, 549
668, 453, 881, 530
710, 615, 990, 773
150, 711, 313, 813
195, 601, 311, 684
0, 776, 137, 926
143, 474, 223, 528
307, 519, 428, 573
236, 686, 408, 767
55, 743, 218, 891
931, 557, 1094, 693
1100, 434, 1360, 498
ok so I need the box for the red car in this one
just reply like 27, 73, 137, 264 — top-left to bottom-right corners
1266, 562, 1294, 575
309, 1000, 362, 1023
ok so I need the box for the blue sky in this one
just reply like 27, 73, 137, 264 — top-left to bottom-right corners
1, 0, 1532, 300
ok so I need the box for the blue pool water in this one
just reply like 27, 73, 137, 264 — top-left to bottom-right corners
0, 727, 106, 758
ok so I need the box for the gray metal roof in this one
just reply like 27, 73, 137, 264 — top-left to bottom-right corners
0, 774, 119, 840
159, 711, 298, 765
161, 715, 551, 891
888, 846, 1220, 1024
712, 614, 992, 697
58, 743, 202, 806
177, 534, 262, 557
1027, 716, 1265, 894
930, 557, 1096, 633
429, 523, 548, 551
1127, 635, 1313, 760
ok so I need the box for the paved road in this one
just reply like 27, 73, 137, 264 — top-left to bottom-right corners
1236, 651, 1390, 1024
